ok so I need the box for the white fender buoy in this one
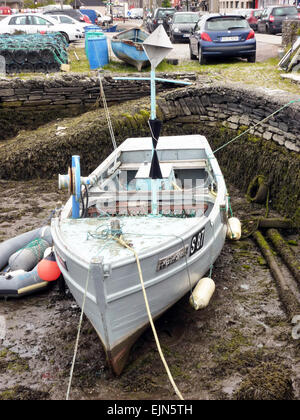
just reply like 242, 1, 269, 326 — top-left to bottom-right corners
226, 217, 241, 241
190, 277, 215, 310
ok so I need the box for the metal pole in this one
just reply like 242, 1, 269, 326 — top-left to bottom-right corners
72, 155, 80, 219
150, 65, 158, 216
150, 66, 156, 120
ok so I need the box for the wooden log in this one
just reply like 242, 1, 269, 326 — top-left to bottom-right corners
253, 230, 300, 319
267, 228, 300, 286
242, 218, 295, 236
258, 218, 295, 229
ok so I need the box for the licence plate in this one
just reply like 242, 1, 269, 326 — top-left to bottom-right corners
183, 34, 189, 37
158, 19, 163, 23
221, 36, 239, 42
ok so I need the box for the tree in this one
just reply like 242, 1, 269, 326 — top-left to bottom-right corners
161, 0, 172, 7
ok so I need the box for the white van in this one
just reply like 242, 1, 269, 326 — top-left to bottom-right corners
129, 8, 143, 19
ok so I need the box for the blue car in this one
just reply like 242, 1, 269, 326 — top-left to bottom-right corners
189, 14, 256, 64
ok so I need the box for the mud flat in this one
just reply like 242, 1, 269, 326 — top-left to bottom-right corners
0, 178, 299, 400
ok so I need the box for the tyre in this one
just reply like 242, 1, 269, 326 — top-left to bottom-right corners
60, 32, 69, 43
198, 46, 206, 65
266, 24, 273, 35
247, 53, 256, 63
189, 44, 196, 60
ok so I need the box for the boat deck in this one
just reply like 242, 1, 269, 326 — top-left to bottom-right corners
60, 216, 202, 265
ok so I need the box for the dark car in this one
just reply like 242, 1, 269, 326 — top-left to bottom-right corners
189, 14, 256, 64
257, 5, 299, 34
148, 7, 176, 33
244, 8, 263, 31
169, 12, 200, 43
43, 9, 91, 24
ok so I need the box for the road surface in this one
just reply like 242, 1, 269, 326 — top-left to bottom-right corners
77, 21, 282, 64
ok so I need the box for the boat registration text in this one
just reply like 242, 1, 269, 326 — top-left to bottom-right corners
157, 245, 189, 271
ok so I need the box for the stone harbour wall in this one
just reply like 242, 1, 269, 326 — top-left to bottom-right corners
282, 20, 300, 49
0, 72, 196, 141
158, 83, 300, 153
0, 80, 299, 223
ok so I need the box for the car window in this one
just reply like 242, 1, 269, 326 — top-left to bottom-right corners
273, 7, 297, 16
30, 16, 52, 25
60, 16, 73, 24
9, 16, 27, 25
254, 10, 262, 17
206, 17, 248, 31
173, 13, 199, 23
157, 9, 174, 19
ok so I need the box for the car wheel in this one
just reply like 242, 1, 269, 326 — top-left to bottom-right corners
189, 44, 196, 60
247, 53, 256, 63
171, 34, 176, 44
60, 32, 69, 43
198, 46, 206, 65
266, 24, 273, 35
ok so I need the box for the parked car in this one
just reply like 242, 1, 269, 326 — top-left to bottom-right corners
0, 7, 12, 16
257, 5, 300, 34
80, 9, 98, 25
43, 9, 91, 24
189, 14, 256, 64
244, 8, 263, 31
129, 8, 143, 19
50, 14, 89, 30
148, 7, 176, 33
169, 12, 200, 43
0, 13, 84, 42
95, 11, 112, 25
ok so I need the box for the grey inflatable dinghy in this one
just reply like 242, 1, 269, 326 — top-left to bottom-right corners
0, 226, 54, 297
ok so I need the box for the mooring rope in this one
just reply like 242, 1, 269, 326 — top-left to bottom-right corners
111, 234, 184, 401
213, 98, 300, 154
66, 267, 90, 401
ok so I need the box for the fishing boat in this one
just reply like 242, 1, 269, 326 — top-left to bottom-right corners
111, 27, 150, 71
51, 26, 229, 375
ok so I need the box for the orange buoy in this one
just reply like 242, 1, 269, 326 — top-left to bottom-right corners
37, 251, 61, 282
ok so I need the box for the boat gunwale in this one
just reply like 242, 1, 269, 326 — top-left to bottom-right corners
53, 135, 227, 270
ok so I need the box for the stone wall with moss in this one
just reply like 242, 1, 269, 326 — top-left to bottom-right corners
282, 20, 300, 48
0, 72, 196, 141
0, 81, 299, 224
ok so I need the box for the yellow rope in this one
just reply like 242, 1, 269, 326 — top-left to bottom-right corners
112, 235, 184, 401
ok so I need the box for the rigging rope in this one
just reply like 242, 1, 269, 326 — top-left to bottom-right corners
98, 70, 118, 167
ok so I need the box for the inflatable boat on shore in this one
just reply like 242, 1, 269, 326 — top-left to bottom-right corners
0, 226, 61, 297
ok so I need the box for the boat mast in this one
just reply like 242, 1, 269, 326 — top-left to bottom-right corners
114, 25, 191, 216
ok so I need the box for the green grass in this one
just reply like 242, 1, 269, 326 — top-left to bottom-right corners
67, 46, 300, 94
8, 45, 299, 95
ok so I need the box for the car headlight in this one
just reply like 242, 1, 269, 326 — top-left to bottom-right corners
76, 29, 81, 32
174, 28, 180, 33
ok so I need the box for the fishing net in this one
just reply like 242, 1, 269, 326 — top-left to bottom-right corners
0, 33, 68, 74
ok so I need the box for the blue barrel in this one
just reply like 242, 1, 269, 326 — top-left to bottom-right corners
87, 36, 109, 69
84, 25, 102, 33
85, 30, 104, 56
